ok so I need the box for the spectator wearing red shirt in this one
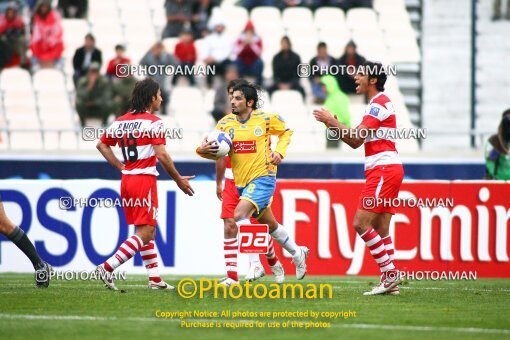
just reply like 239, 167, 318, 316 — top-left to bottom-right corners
106, 45, 131, 79
172, 29, 196, 86
30, 0, 64, 70
234, 21, 263, 85
0, 4, 26, 68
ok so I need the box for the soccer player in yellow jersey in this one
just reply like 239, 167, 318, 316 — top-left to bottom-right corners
197, 82, 309, 284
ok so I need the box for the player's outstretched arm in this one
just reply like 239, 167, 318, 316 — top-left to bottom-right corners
215, 156, 226, 201
154, 144, 195, 196
313, 108, 365, 149
96, 142, 125, 171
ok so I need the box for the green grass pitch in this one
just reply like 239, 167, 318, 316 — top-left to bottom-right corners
0, 274, 509, 340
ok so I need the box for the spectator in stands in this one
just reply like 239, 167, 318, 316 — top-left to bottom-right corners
309, 42, 335, 104
339, 0, 372, 12
112, 65, 137, 117
242, 0, 276, 11
172, 28, 196, 86
485, 109, 510, 179
202, 13, 233, 87
140, 42, 176, 115
336, 40, 365, 94
58, 0, 87, 18
106, 44, 130, 80
493, 0, 510, 20
268, 36, 304, 99
162, 0, 191, 38
30, 0, 64, 70
321, 75, 351, 148
211, 64, 239, 122
0, 4, 26, 69
234, 21, 263, 85
191, 0, 214, 39
72, 34, 102, 85
76, 62, 113, 126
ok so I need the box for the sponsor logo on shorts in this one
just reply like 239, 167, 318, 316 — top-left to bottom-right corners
238, 224, 269, 254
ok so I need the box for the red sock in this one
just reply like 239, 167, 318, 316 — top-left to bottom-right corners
360, 227, 395, 273
265, 237, 278, 266
140, 240, 161, 282
382, 235, 395, 261
224, 238, 238, 281
103, 235, 143, 272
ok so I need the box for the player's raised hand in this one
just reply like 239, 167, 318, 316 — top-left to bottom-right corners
269, 151, 283, 165
313, 107, 335, 124
199, 139, 219, 155
177, 175, 195, 196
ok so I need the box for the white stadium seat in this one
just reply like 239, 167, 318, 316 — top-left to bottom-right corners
251, 6, 282, 32
33, 70, 68, 94
271, 90, 304, 110
314, 7, 346, 31
346, 8, 378, 31
282, 7, 314, 29
10, 132, 43, 150
0, 68, 32, 92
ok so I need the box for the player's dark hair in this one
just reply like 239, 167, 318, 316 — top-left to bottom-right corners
317, 41, 327, 50
227, 78, 248, 93
129, 78, 160, 113
362, 61, 387, 91
232, 82, 262, 110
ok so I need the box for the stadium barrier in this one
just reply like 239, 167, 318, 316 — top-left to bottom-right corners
0, 180, 508, 277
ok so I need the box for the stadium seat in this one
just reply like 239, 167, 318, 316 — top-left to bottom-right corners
346, 8, 378, 32
250, 7, 282, 32
221, 6, 249, 37
33, 70, 68, 94
373, 0, 407, 14
119, 8, 152, 27
271, 90, 305, 111
282, 7, 314, 29
62, 19, 90, 52
3, 91, 36, 109
0, 68, 32, 92
162, 37, 179, 55
314, 7, 346, 31
10, 131, 43, 150
148, 0, 165, 11
170, 87, 205, 111
203, 89, 216, 112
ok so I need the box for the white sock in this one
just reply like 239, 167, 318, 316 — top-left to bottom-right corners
271, 224, 300, 256
236, 218, 262, 265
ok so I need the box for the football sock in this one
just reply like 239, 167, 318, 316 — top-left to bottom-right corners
140, 240, 161, 283
382, 235, 395, 261
236, 218, 262, 266
103, 235, 143, 272
7, 226, 44, 269
265, 237, 278, 266
224, 238, 238, 281
270, 224, 300, 256
360, 227, 395, 273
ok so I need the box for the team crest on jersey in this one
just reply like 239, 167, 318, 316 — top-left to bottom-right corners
369, 107, 379, 117
254, 126, 263, 136
228, 128, 235, 140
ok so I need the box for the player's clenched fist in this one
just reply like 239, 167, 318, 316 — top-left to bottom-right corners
199, 137, 219, 156
269, 151, 283, 165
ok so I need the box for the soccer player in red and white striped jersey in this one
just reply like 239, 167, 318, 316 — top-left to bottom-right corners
95, 78, 195, 291
314, 61, 403, 296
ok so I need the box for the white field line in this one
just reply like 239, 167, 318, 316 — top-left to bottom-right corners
0, 314, 509, 335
